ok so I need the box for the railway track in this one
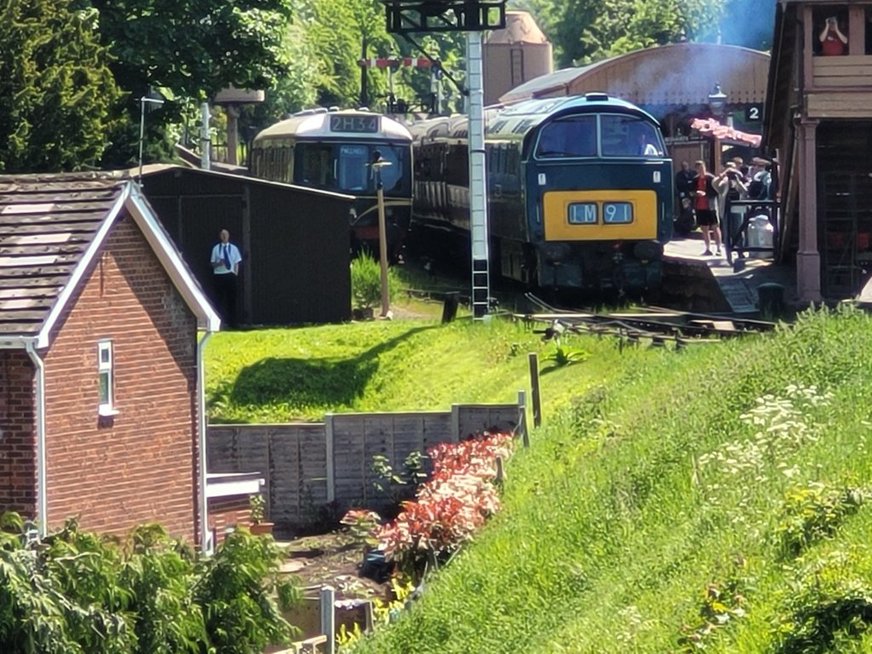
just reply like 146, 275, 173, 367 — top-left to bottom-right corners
518, 293, 776, 347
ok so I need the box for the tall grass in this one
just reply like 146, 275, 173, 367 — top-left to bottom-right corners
348, 306, 872, 653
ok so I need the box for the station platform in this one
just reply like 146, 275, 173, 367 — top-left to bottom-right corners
662, 234, 796, 315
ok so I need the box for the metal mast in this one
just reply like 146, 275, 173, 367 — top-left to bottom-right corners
380, 0, 506, 318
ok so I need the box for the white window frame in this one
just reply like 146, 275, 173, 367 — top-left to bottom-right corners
98, 340, 117, 416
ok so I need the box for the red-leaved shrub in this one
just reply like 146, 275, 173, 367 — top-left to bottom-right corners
377, 432, 514, 575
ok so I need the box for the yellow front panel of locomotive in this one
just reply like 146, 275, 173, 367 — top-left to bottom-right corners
542, 190, 658, 241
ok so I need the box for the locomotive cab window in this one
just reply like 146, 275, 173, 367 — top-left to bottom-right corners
536, 115, 596, 158
601, 115, 665, 157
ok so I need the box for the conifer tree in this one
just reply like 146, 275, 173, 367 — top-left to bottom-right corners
0, 0, 120, 173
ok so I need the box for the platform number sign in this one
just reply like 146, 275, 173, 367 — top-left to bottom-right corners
745, 104, 763, 122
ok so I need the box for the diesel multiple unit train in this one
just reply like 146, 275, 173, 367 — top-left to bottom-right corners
249, 108, 414, 260
409, 93, 673, 294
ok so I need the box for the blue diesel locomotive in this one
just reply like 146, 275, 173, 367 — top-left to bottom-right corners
410, 93, 673, 293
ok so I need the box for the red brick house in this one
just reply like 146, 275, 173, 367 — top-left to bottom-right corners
0, 173, 220, 547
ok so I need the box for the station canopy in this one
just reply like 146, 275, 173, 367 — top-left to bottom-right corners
498, 42, 770, 110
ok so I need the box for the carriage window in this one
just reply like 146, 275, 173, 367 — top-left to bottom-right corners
536, 115, 596, 158
601, 115, 664, 157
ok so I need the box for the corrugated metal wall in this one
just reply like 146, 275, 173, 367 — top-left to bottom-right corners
143, 166, 353, 325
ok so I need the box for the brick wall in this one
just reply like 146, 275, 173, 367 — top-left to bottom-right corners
42, 213, 200, 543
207, 495, 252, 546
0, 351, 37, 516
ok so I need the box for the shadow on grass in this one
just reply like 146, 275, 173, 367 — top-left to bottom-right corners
228, 324, 437, 410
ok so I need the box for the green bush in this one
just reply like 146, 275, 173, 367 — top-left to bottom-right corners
350, 252, 397, 310
0, 514, 300, 653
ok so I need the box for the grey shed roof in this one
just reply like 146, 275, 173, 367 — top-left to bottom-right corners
0, 172, 220, 346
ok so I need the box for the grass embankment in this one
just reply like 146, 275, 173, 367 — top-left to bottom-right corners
205, 312, 644, 423
205, 307, 872, 653
344, 307, 872, 654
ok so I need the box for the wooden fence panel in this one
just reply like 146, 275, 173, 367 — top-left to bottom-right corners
268, 425, 328, 529
457, 404, 519, 439
206, 402, 519, 531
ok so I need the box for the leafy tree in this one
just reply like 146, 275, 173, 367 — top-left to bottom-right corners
304, 0, 394, 108
82, 0, 294, 166
0, 0, 121, 173
0, 513, 300, 653
514, 0, 730, 66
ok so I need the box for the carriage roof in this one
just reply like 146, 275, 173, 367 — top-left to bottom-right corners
410, 94, 659, 143
253, 109, 413, 143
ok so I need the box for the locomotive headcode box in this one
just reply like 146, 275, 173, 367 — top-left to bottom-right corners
330, 115, 380, 133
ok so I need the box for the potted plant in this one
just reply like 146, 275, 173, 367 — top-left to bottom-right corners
248, 493, 274, 536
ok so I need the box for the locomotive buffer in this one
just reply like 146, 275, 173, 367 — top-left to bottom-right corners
381, 0, 506, 318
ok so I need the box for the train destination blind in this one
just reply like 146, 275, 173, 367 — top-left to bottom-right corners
330, 115, 380, 133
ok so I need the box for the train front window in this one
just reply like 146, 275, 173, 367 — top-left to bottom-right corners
338, 145, 369, 191
536, 115, 596, 158
296, 143, 333, 188
295, 142, 410, 195
601, 115, 665, 157
338, 144, 409, 195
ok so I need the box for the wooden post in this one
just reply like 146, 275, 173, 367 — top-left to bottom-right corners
517, 389, 529, 448
320, 586, 335, 654
528, 353, 541, 427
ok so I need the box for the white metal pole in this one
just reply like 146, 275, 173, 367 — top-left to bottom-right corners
466, 32, 490, 319
138, 99, 146, 184
200, 101, 211, 170
138, 96, 164, 186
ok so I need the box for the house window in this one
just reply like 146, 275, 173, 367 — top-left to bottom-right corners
98, 340, 115, 415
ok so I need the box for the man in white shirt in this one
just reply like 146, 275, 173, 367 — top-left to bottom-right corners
210, 229, 242, 328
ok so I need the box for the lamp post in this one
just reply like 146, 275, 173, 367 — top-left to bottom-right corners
138, 95, 165, 185
708, 83, 727, 117
706, 83, 728, 172
371, 153, 393, 318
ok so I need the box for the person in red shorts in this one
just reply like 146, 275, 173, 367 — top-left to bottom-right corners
819, 16, 847, 56
693, 160, 724, 257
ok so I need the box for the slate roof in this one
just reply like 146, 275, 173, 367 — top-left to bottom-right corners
0, 172, 219, 345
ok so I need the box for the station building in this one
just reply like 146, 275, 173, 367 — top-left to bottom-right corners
765, 0, 872, 301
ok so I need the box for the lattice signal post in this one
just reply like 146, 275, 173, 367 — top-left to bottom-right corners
381, 0, 506, 319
